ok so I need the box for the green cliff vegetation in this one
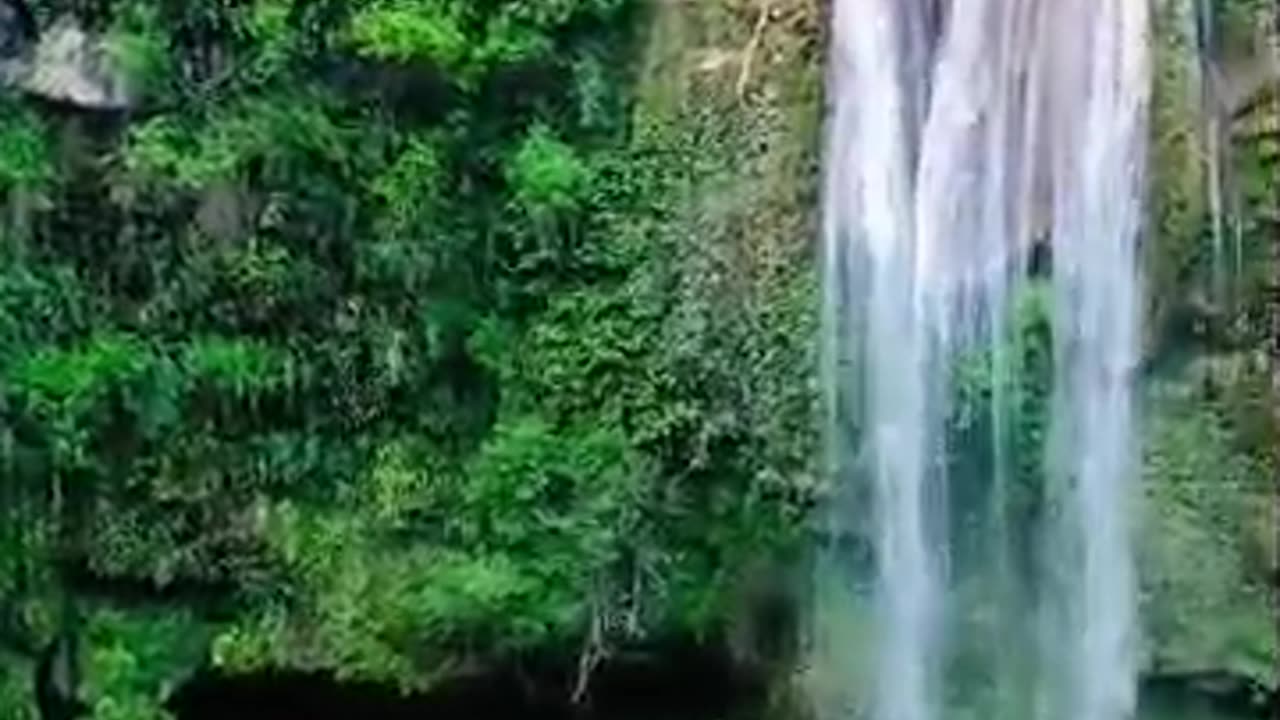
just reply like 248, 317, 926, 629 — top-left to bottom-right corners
0, 0, 821, 716
0, 0, 1275, 717
1141, 0, 1277, 695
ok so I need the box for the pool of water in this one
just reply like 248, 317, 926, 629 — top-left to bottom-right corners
1140, 684, 1270, 720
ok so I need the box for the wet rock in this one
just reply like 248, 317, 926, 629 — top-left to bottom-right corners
1, 9, 134, 111
18, 17, 132, 109
0, 0, 36, 88
196, 181, 262, 244
0, 0, 37, 59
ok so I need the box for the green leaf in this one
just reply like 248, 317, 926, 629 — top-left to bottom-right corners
349, 1, 468, 68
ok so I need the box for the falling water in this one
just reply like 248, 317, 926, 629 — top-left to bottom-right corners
818, 1, 1039, 719
819, 5, 936, 720
815, 2, 1150, 720
1042, 2, 1150, 720
1191, 0, 1233, 307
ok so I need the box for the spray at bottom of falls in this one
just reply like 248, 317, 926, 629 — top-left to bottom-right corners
810, 3, 1151, 720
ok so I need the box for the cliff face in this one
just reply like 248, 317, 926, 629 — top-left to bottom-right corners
1140, 0, 1278, 695
632, 0, 824, 511
630, 0, 824, 702
0, 1, 827, 716
638, 0, 1278, 703
0, 0, 1274, 717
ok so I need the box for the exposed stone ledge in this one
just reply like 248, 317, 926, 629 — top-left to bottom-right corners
1, 7, 133, 110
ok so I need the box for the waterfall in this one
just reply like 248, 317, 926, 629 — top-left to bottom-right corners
1042, 2, 1149, 720
814, 2, 1151, 720
1188, 0, 1235, 309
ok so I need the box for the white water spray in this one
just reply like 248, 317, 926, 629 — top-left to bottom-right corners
1042, 2, 1150, 720
815, 3, 1151, 720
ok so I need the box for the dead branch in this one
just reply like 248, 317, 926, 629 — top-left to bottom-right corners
737, 1, 771, 102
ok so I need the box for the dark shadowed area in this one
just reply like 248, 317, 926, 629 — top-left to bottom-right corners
170, 644, 761, 720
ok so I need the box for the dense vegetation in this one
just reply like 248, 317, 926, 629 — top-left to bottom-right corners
1139, 0, 1277, 691
0, 1, 818, 716
0, 0, 1273, 718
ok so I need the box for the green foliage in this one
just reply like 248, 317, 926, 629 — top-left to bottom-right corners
0, 2, 1263, 717
349, 2, 469, 68
207, 418, 647, 688
1141, 379, 1277, 688
106, 4, 171, 100
460, 416, 639, 552
0, 654, 38, 720
369, 134, 446, 233
123, 93, 350, 191
0, 107, 54, 193
182, 336, 287, 396
122, 118, 238, 191
470, 13, 554, 69
1137, 14, 1278, 692
0, 517, 58, 663
81, 609, 209, 720
9, 334, 151, 415
0, 0, 816, 711
348, 0, 625, 80
0, 263, 90, 363
507, 125, 592, 218
945, 281, 1054, 578
240, 0, 297, 84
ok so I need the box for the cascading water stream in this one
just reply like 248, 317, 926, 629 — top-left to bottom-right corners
1042, 2, 1150, 720
814, 3, 1151, 720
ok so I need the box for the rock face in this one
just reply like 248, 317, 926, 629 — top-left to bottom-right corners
1138, 0, 1279, 698
21, 17, 131, 108
0, 9, 133, 110
0, 0, 36, 59
0, 0, 36, 88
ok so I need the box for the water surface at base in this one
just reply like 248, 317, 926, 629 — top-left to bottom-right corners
1138, 685, 1269, 720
